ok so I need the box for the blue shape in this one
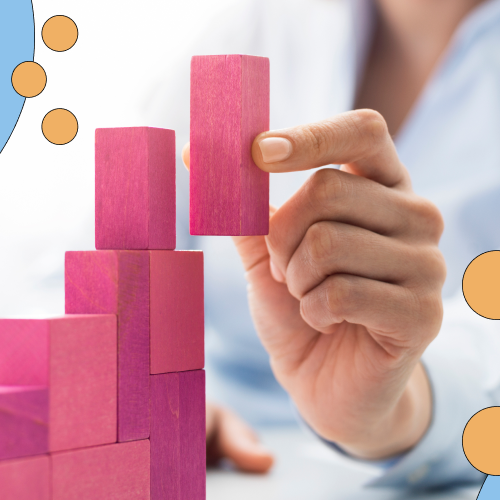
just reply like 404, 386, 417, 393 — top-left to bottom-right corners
477, 475, 500, 499
0, 0, 34, 153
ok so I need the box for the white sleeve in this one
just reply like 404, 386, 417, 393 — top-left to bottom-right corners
311, 291, 495, 489
370, 291, 496, 488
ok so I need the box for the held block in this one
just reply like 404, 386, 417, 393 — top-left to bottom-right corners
0, 315, 117, 454
0, 455, 50, 500
95, 127, 176, 250
0, 386, 49, 461
151, 370, 205, 500
190, 54, 270, 235
65, 251, 150, 442
150, 251, 204, 374
51, 440, 150, 500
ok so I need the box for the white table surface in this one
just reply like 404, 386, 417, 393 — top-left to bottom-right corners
207, 426, 481, 500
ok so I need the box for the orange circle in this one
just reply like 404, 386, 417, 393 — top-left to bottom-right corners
42, 109, 78, 145
463, 407, 500, 475
463, 251, 500, 319
11, 62, 47, 98
42, 16, 78, 52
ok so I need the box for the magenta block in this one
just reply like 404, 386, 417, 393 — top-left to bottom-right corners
51, 440, 150, 500
65, 251, 150, 442
95, 127, 176, 250
48, 315, 117, 451
0, 386, 48, 461
0, 315, 117, 454
0, 455, 50, 500
150, 251, 204, 374
151, 370, 205, 500
190, 54, 270, 236
0, 320, 49, 386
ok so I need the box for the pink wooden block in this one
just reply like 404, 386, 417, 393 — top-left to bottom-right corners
0, 320, 49, 386
95, 127, 176, 250
190, 54, 270, 236
0, 455, 50, 500
151, 370, 205, 500
0, 315, 117, 454
51, 440, 150, 500
150, 251, 204, 374
0, 386, 48, 461
48, 315, 117, 451
65, 251, 150, 442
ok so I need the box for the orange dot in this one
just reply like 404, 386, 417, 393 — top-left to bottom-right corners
463, 251, 500, 319
42, 16, 78, 52
463, 407, 500, 475
11, 62, 47, 98
42, 109, 78, 145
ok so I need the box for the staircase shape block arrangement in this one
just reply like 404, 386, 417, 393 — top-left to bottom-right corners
65, 251, 150, 443
150, 250, 204, 374
95, 127, 176, 250
0, 455, 50, 500
51, 440, 150, 500
1, 123, 206, 498
0, 315, 117, 459
151, 371, 206, 500
190, 54, 270, 235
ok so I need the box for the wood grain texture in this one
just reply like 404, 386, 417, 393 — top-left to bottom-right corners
49, 315, 117, 452
95, 127, 176, 250
0, 315, 117, 455
190, 54, 269, 236
0, 386, 48, 461
0, 320, 49, 386
65, 251, 150, 442
150, 370, 205, 500
0, 455, 50, 500
51, 440, 150, 500
150, 251, 204, 374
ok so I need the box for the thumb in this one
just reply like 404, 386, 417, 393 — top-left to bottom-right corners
232, 205, 278, 278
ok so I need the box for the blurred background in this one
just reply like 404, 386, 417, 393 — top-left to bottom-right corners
0, 0, 239, 318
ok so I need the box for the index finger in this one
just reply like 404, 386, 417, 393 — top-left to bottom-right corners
252, 109, 409, 189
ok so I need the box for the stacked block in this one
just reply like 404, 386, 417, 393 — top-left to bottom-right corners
190, 54, 270, 236
0, 315, 117, 460
1, 126, 206, 498
65, 251, 150, 442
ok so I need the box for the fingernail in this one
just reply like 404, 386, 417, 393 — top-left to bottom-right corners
259, 137, 292, 163
270, 260, 285, 283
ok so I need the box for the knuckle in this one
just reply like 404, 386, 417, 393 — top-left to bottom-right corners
417, 198, 445, 240
304, 222, 339, 264
351, 109, 388, 144
327, 275, 354, 316
301, 122, 334, 159
307, 168, 351, 209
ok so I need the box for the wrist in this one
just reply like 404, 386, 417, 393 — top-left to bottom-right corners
338, 362, 432, 460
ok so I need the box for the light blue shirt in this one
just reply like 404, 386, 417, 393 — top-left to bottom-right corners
146, 0, 500, 489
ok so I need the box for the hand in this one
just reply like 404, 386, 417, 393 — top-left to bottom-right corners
183, 109, 446, 460
206, 402, 274, 473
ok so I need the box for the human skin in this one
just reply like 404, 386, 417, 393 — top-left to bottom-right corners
185, 108, 446, 462
184, 0, 484, 473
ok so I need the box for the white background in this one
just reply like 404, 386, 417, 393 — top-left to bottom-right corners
0, 0, 236, 317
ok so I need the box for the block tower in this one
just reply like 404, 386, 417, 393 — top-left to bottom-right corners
0, 127, 206, 499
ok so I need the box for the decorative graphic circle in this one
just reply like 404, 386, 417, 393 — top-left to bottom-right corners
42, 109, 78, 145
11, 61, 46, 98
463, 251, 500, 319
0, 0, 35, 153
463, 407, 500, 475
42, 15, 78, 52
